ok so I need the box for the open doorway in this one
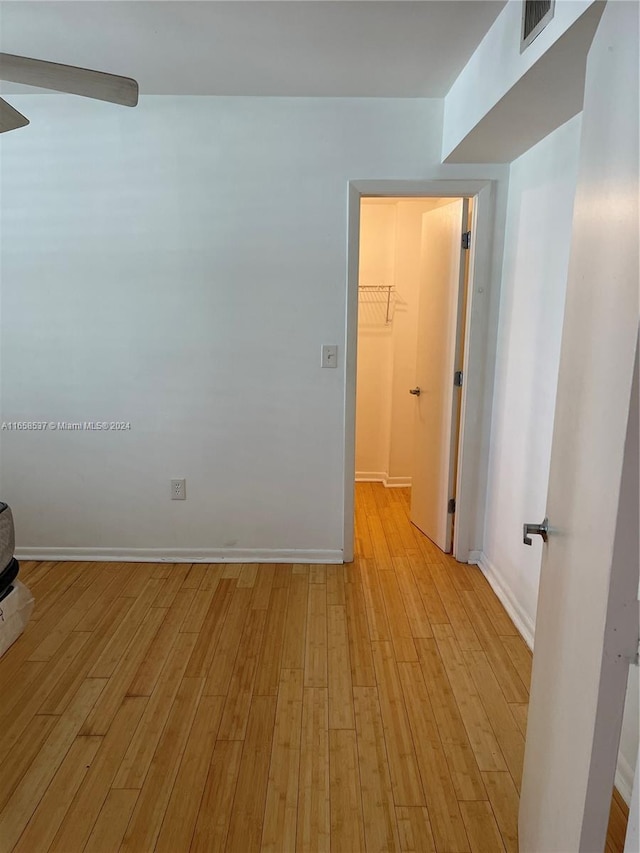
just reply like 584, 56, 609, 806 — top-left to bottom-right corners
354, 196, 472, 555
344, 179, 497, 565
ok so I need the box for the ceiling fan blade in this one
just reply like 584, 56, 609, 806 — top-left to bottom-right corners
0, 97, 29, 133
0, 53, 138, 107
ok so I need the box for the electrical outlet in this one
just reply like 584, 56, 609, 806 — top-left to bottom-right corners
171, 479, 186, 500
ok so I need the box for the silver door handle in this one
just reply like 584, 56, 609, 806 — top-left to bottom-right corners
523, 517, 549, 546
409, 387, 421, 396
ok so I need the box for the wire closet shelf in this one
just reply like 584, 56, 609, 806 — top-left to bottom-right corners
358, 284, 396, 325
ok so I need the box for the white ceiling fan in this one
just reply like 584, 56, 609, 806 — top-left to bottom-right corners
0, 53, 139, 133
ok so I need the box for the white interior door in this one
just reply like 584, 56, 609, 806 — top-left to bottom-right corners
410, 198, 467, 553
519, 4, 639, 850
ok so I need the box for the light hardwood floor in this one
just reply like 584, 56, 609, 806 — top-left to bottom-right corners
0, 484, 628, 852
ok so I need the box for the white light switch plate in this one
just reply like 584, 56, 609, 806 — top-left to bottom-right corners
321, 345, 338, 368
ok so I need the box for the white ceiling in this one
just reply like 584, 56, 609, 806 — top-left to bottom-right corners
0, 1, 506, 98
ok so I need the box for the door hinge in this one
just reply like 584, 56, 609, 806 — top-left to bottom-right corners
454, 370, 463, 387
448, 498, 456, 514
461, 231, 471, 250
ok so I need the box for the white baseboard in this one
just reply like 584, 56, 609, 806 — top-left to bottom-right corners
470, 551, 536, 650
615, 750, 634, 806
355, 472, 412, 488
15, 547, 344, 564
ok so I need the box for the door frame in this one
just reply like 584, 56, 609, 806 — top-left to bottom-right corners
343, 179, 497, 563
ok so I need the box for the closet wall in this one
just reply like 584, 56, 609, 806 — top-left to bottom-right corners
355, 198, 444, 486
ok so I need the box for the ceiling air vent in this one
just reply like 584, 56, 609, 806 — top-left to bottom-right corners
521, 0, 555, 52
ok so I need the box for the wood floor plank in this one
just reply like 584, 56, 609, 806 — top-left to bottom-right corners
500, 635, 533, 691
50, 695, 148, 853
326, 564, 346, 606
329, 729, 366, 853
225, 695, 277, 853
120, 676, 204, 852
0, 660, 47, 730
254, 585, 290, 696
344, 574, 376, 687
81, 606, 167, 736
379, 505, 406, 558
281, 572, 309, 670
152, 563, 173, 579
429, 562, 482, 652
113, 631, 198, 788
297, 687, 330, 852
396, 806, 437, 853
406, 549, 449, 625
0, 678, 106, 852
261, 669, 304, 853
607, 791, 630, 853
13, 734, 102, 853
156, 695, 225, 853
238, 563, 259, 588
184, 577, 235, 679
433, 624, 507, 774
508, 703, 528, 737
251, 564, 276, 610
38, 597, 134, 715
416, 638, 486, 801
459, 801, 506, 853
397, 661, 470, 853
366, 513, 394, 568
393, 556, 433, 639
327, 604, 355, 729
309, 564, 327, 584
471, 579, 520, 638
304, 581, 328, 688
86, 577, 165, 678
460, 591, 529, 703
204, 586, 254, 696
84, 788, 139, 853
482, 771, 519, 853
0, 631, 92, 763
360, 558, 392, 642
182, 562, 210, 589
180, 586, 218, 633
466, 650, 525, 790
118, 563, 155, 596
191, 740, 243, 853
272, 564, 293, 589
128, 587, 196, 696
198, 564, 225, 591
378, 567, 419, 661
218, 608, 268, 740
371, 641, 424, 807
222, 564, 243, 579
0, 715, 57, 814
26, 562, 86, 624
27, 567, 121, 661
355, 505, 375, 559
353, 685, 401, 853
389, 503, 421, 552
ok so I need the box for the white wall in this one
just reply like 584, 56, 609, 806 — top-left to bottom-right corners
355, 202, 397, 479
442, 0, 597, 161
0, 95, 507, 561
482, 113, 583, 642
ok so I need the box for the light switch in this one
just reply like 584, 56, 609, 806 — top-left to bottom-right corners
321, 345, 338, 368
